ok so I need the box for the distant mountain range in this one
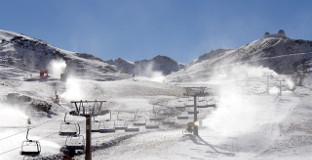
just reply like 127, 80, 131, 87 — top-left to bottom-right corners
105, 55, 184, 76
1, 29, 311, 81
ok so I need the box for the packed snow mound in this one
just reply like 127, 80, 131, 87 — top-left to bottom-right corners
0, 29, 130, 80
106, 55, 184, 76
168, 36, 312, 82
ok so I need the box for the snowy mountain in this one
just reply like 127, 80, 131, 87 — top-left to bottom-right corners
196, 49, 231, 63
2, 29, 312, 160
0, 29, 130, 80
168, 30, 312, 82
106, 55, 184, 76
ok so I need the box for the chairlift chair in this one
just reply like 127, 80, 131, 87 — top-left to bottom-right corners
145, 121, 159, 129
59, 113, 80, 136
114, 112, 127, 130
149, 111, 162, 121
99, 120, 116, 133
177, 112, 189, 120
175, 101, 186, 110
133, 119, 146, 126
160, 109, 175, 116
20, 128, 41, 157
185, 104, 195, 108
115, 120, 127, 130
133, 110, 146, 126
65, 135, 85, 150
162, 117, 175, 125
187, 107, 199, 114
91, 116, 101, 132
124, 121, 139, 132
197, 99, 216, 108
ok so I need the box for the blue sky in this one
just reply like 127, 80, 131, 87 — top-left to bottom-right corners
1, 0, 312, 63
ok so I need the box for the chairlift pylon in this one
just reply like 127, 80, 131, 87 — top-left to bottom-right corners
20, 128, 41, 157
59, 113, 80, 136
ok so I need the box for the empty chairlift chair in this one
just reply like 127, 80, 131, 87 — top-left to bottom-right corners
115, 112, 127, 130
162, 117, 175, 125
187, 107, 199, 114
175, 101, 186, 110
99, 120, 116, 133
91, 117, 101, 132
124, 121, 140, 132
20, 128, 41, 157
59, 113, 80, 136
133, 110, 146, 126
65, 135, 85, 150
177, 112, 189, 120
145, 122, 160, 129
149, 110, 162, 121
197, 98, 216, 108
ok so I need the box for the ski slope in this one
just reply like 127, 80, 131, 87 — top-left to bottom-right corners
0, 64, 311, 160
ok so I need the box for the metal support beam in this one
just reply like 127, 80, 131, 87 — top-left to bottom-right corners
85, 115, 92, 160
193, 96, 198, 136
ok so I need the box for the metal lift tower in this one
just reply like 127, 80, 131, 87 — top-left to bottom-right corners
183, 87, 213, 136
70, 100, 108, 160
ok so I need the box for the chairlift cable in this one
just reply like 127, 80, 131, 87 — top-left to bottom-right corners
0, 114, 64, 142
0, 131, 59, 156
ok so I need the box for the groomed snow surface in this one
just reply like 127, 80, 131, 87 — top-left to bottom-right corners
1, 65, 312, 160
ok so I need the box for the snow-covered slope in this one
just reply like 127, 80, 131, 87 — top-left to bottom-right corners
0, 29, 130, 80
168, 35, 312, 82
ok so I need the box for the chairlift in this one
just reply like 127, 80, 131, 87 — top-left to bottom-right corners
149, 111, 162, 121
59, 113, 80, 136
113, 112, 127, 130
99, 120, 116, 133
197, 96, 206, 102
177, 113, 189, 120
65, 135, 85, 150
133, 110, 146, 126
187, 111, 199, 114
115, 120, 127, 130
175, 106, 186, 110
20, 128, 41, 157
188, 97, 193, 101
185, 104, 195, 108
175, 100, 186, 110
145, 121, 159, 129
124, 121, 139, 132
162, 117, 175, 125
197, 99, 216, 108
91, 116, 101, 132
160, 108, 175, 116
186, 107, 199, 114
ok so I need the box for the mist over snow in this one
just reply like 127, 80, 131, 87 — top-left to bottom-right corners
47, 59, 67, 78
202, 65, 298, 138
134, 62, 166, 83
